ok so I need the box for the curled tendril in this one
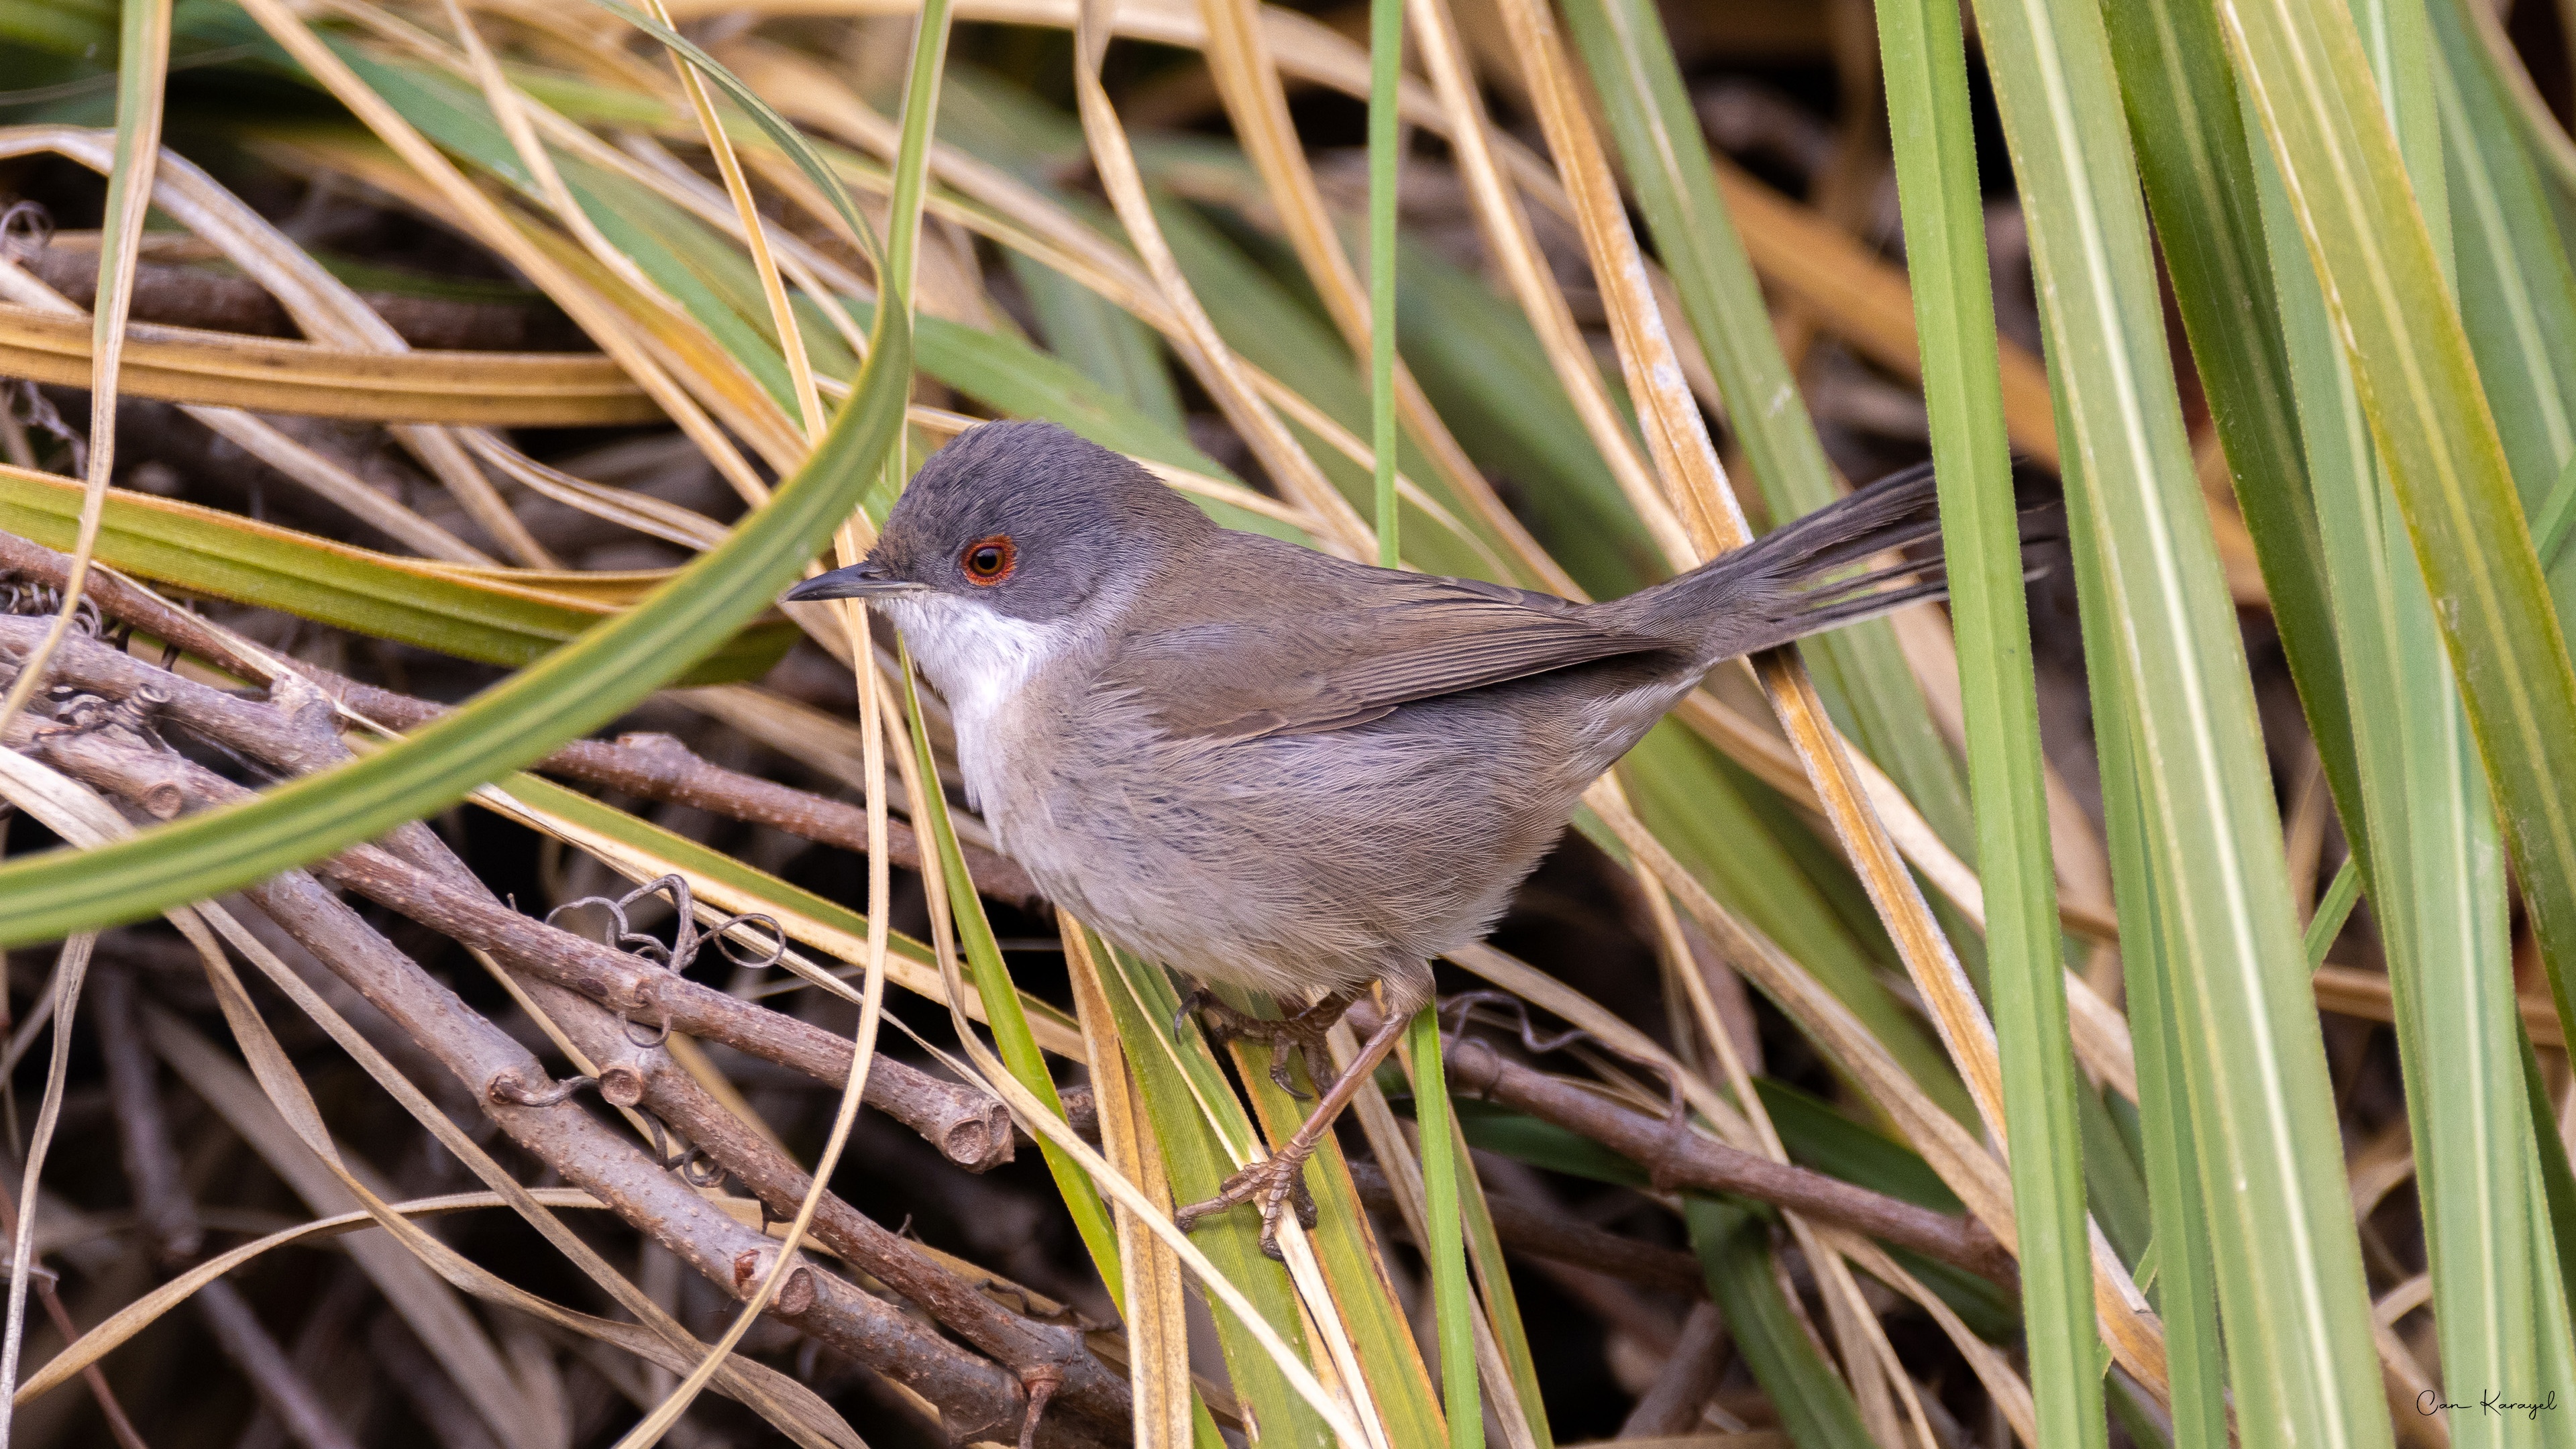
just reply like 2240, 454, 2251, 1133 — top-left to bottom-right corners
546, 873, 786, 975
488, 1071, 599, 1107
642, 1112, 727, 1189
0, 576, 103, 637
618, 1002, 674, 1049
1437, 989, 1594, 1057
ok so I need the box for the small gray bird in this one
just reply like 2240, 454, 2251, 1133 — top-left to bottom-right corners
788, 420, 1963, 1249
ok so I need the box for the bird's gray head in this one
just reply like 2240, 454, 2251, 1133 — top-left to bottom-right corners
784, 420, 1211, 624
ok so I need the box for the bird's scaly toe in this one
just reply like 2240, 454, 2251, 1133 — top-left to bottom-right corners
1173, 1155, 1318, 1260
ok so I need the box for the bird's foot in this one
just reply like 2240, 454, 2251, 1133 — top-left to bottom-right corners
1173, 988, 1354, 1099
1173, 1151, 1320, 1260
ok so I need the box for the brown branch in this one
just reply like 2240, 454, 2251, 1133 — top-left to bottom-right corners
195, 1281, 362, 1449
1348, 1002, 2020, 1287
0, 621, 1016, 1173
32, 722, 1095, 1448
0, 530, 1046, 910
325, 838, 1012, 1170
532, 983, 1130, 1444
26, 704, 1121, 1444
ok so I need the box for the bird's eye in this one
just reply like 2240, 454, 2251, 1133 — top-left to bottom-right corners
960, 535, 1016, 585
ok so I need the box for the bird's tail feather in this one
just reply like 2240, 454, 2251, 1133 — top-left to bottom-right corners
1623, 462, 2059, 663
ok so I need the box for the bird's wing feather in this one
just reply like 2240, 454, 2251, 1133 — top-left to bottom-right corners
1099, 570, 1673, 741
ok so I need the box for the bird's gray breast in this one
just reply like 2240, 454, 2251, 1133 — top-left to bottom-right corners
979, 674, 1652, 999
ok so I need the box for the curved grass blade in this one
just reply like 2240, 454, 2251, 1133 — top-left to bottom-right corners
0, 0, 171, 739
0, 186, 917, 949
0, 466, 794, 681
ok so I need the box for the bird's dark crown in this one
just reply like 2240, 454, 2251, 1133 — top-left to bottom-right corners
788, 420, 1212, 621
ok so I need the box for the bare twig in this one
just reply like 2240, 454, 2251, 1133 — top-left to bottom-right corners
1350, 1001, 2018, 1286
0, 621, 1017, 1172
324, 680, 1046, 911
25, 243, 576, 350
196, 1280, 364, 1449
533, 987, 1130, 1443
23, 720, 1101, 1449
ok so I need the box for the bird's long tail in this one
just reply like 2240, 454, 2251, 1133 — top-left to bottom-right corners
1622, 462, 2059, 664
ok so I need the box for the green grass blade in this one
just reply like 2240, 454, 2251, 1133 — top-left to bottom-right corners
2300, 3, 2555, 1429
1405, 1013, 1480, 1449
2103, 0, 2365, 865
1967, 0, 2387, 1436
2522, 1032, 2576, 1320
1228, 1014, 1448, 1449
2302, 858, 2361, 968
1872, 0, 2098, 1437
2222, 0, 2576, 1061
1440, 1117, 1551, 1449
1683, 1197, 1873, 1449
0, 3, 934, 946
2430, 0, 2576, 616
1002, 250, 1186, 431
2068, 439, 2229, 1448
0, 468, 794, 681
1091, 947, 1334, 1449
839, 298, 1237, 484
1367, 0, 1399, 570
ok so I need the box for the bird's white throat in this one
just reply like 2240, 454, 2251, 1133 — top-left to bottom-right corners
877, 592, 1072, 812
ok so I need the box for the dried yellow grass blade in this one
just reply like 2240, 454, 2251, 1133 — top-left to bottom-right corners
1065, 929, 1195, 1449
0, 127, 558, 564
0, 301, 659, 424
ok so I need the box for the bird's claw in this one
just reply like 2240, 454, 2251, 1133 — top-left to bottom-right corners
1174, 1156, 1320, 1260
1173, 991, 1342, 1102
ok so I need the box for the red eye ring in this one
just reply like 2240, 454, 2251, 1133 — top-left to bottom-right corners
960, 535, 1016, 585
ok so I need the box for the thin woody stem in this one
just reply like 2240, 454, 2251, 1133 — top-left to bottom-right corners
1347, 1001, 2019, 1285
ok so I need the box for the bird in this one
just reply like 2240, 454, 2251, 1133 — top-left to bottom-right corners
787, 419, 1980, 1252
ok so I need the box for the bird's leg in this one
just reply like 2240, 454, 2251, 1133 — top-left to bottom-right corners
1173, 998, 1416, 1259
1177, 985, 1364, 1098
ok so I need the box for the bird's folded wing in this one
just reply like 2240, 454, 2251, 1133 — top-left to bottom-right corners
1104, 585, 1672, 741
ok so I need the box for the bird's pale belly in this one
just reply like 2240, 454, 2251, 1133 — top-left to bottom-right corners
964, 688, 1607, 1004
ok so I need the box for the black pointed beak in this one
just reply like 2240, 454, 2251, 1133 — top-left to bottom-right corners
784, 559, 924, 602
